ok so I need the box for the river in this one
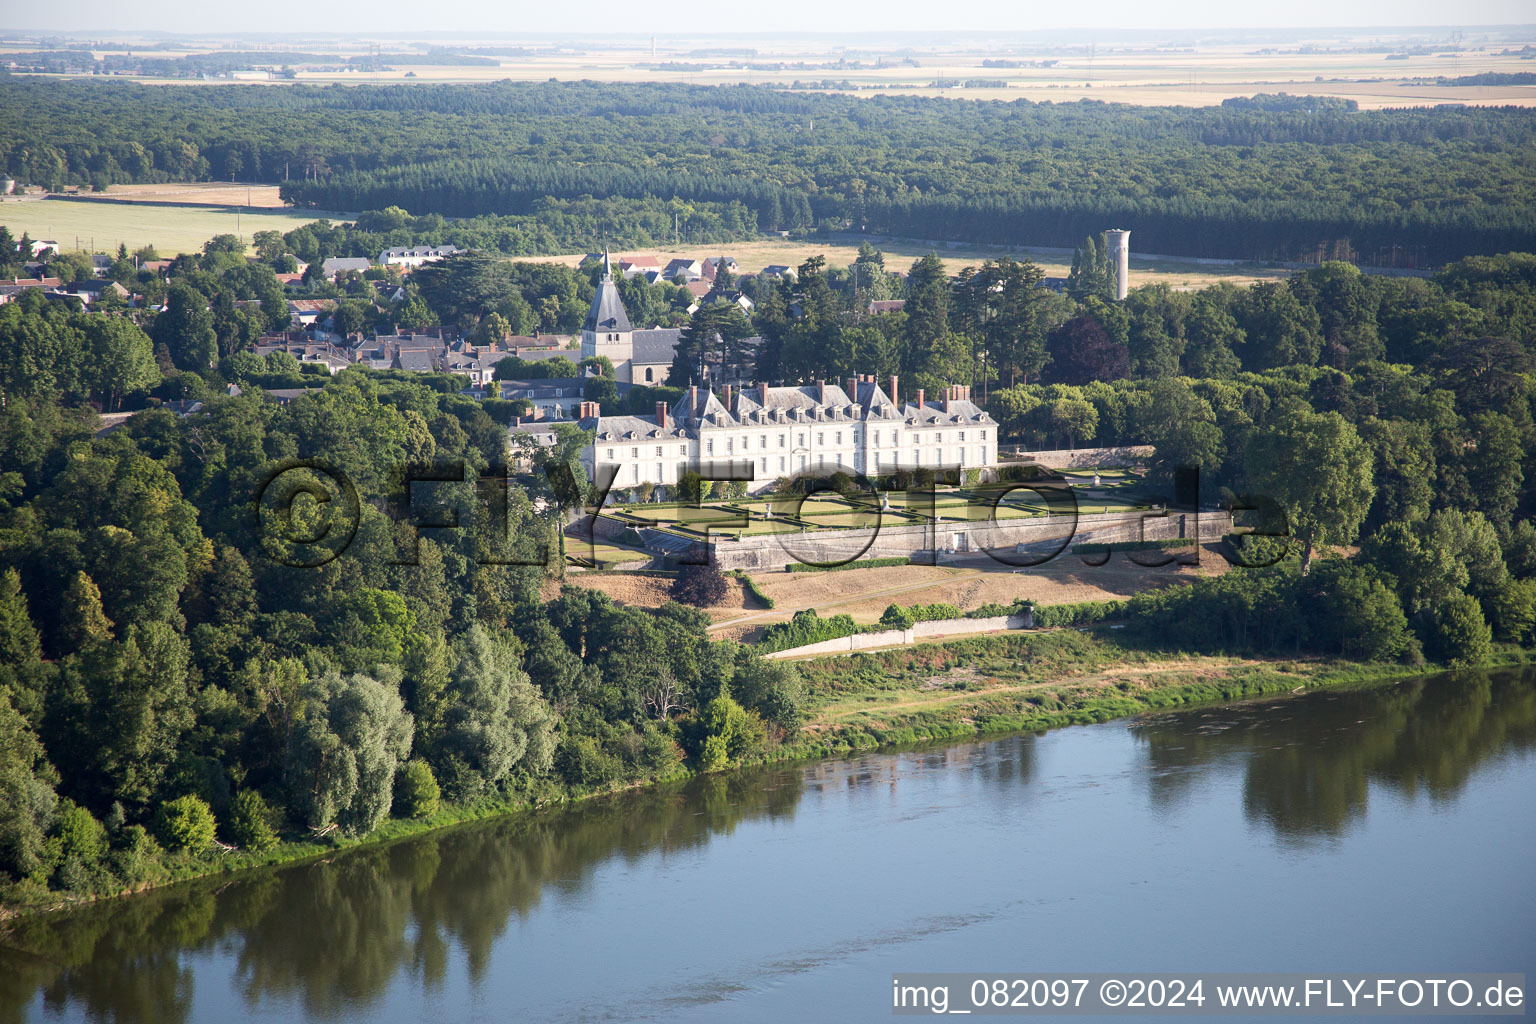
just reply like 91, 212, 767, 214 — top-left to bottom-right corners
3, 667, 1533, 1023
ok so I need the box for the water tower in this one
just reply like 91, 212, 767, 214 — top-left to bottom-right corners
1105, 229, 1131, 300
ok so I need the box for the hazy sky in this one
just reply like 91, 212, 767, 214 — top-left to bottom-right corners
6, 0, 1533, 36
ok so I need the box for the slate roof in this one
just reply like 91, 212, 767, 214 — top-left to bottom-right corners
322, 257, 372, 276
380, 245, 458, 260
594, 414, 689, 441
631, 328, 682, 364
397, 349, 436, 373
583, 273, 633, 333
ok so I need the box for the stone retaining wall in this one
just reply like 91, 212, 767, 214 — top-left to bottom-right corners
712, 508, 1232, 572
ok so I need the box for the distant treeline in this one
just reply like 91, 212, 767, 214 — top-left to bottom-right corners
1436, 72, 1536, 87
2, 78, 1535, 262
1219, 93, 1359, 112
0, 50, 499, 77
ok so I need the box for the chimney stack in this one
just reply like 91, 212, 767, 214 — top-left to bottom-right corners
722, 383, 732, 408
656, 400, 669, 427
816, 379, 826, 404
760, 381, 770, 405
689, 384, 698, 415
916, 388, 925, 410
845, 376, 858, 402
888, 375, 899, 406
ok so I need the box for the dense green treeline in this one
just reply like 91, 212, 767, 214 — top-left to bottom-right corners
0, 235, 811, 905
3, 77, 1534, 261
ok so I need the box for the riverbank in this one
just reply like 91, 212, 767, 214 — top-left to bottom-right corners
4, 630, 1531, 922
776, 630, 1536, 758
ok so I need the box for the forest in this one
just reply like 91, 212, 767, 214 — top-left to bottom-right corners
1, 204, 1535, 912
3, 76, 1535, 262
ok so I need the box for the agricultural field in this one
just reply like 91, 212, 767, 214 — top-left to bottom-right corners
0, 192, 1296, 287
516, 234, 1296, 290
35, 34, 1536, 109
0, 196, 321, 256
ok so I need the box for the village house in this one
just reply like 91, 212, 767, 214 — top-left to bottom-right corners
287, 298, 337, 328
0, 277, 64, 303
64, 279, 130, 305
253, 339, 352, 374
701, 256, 738, 282
497, 376, 634, 420
663, 258, 704, 282
617, 255, 661, 278
320, 256, 372, 279
378, 244, 459, 268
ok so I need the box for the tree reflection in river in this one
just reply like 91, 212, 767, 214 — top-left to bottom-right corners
1130, 668, 1536, 841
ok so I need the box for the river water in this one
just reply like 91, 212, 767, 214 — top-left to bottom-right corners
3, 667, 1533, 1023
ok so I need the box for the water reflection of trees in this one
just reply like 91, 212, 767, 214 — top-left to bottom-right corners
1131, 668, 1536, 841
0, 766, 806, 1024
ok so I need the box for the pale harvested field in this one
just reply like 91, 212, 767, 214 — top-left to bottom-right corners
0, 194, 1286, 286
0, 197, 320, 256
748, 543, 1229, 626
516, 237, 1291, 290
276, 47, 1536, 110
21, 34, 1536, 109
96, 183, 290, 208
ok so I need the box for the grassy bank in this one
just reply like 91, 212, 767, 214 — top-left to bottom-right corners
5, 629, 1529, 921
773, 628, 1536, 758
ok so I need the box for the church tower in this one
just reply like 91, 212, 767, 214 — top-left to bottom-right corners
581, 250, 635, 378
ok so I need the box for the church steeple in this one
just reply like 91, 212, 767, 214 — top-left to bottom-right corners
583, 250, 633, 334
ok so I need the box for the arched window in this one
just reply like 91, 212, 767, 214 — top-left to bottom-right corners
645, 367, 654, 382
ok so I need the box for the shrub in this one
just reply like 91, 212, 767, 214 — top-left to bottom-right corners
687, 694, 765, 769
1424, 592, 1494, 667
154, 795, 217, 853
1034, 600, 1125, 628
393, 760, 441, 819
672, 563, 729, 606
677, 471, 713, 503
785, 556, 909, 574
54, 800, 107, 861
731, 658, 807, 732
758, 608, 862, 652
229, 790, 278, 851
107, 825, 162, 886
733, 570, 775, 609
1484, 577, 1536, 644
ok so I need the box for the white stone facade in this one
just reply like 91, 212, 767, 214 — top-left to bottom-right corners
582, 377, 998, 492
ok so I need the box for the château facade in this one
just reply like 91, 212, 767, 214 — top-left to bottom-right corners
580, 377, 998, 492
